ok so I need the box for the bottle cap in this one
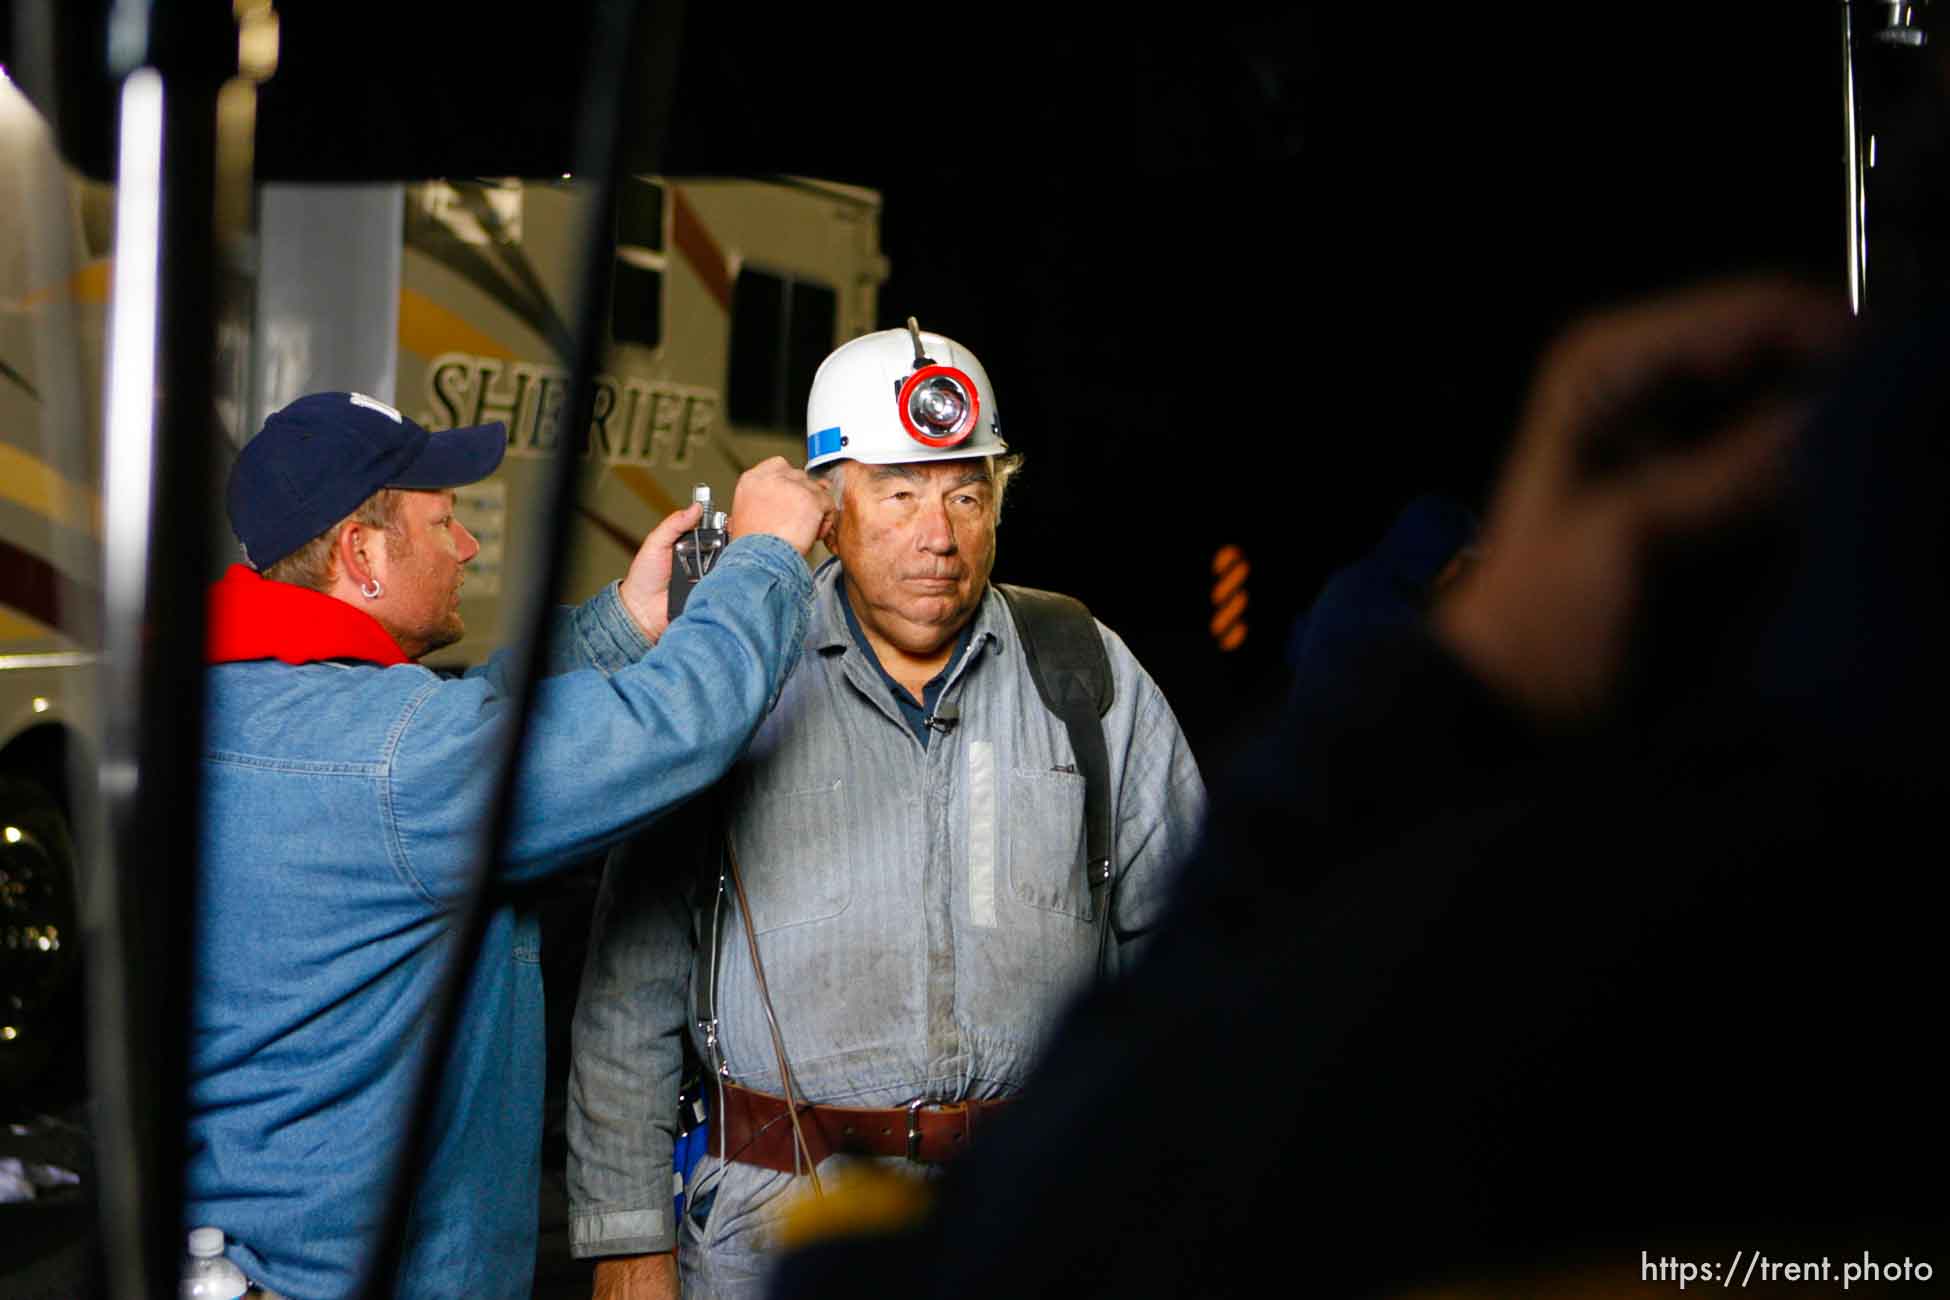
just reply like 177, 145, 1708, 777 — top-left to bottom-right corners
189, 1227, 225, 1257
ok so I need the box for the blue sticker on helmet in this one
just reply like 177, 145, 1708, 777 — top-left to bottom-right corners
808, 426, 843, 460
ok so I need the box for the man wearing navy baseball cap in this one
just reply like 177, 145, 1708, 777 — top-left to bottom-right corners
188, 391, 831, 1300
216, 390, 513, 659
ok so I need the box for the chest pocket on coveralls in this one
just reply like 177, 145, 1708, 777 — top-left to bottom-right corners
732, 778, 852, 932
1006, 767, 1090, 920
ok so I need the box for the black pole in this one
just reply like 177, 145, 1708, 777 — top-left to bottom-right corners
89, 2, 232, 1293
352, 1, 645, 1292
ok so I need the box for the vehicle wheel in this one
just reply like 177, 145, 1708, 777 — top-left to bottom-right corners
0, 775, 83, 1101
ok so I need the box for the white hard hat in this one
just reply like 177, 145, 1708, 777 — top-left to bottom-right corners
804, 319, 1007, 471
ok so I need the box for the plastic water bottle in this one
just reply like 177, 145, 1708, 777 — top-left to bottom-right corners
180, 1226, 248, 1300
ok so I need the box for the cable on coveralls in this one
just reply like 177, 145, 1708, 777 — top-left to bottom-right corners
726, 833, 824, 1197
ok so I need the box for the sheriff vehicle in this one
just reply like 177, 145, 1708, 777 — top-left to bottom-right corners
0, 64, 886, 1088
397, 170, 884, 664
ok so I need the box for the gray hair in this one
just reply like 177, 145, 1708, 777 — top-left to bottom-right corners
812, 454, 1024, 521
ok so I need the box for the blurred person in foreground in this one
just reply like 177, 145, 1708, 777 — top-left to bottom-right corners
567, 324, 1206, 1299
189, 392, 830, 1299
763, 277, 1949, 1297
1282, 493, 1479, 716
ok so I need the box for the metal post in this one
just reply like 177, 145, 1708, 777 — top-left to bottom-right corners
351, 0, 645, 1292
91, 2, 234, 1292
1843, 2, 1869, 314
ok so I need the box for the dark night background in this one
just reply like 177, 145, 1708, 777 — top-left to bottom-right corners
662, 6, 1845, 760
2, 1, 1858, 762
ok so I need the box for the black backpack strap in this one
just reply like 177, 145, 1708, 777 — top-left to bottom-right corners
995, 584, 1120, 972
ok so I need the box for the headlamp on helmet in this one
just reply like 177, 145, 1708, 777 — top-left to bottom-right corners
897, 318, 981, 448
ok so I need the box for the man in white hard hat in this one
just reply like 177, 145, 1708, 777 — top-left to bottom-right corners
566, 322, 1208, 1299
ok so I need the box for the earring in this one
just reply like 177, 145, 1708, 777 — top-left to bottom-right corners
360, 578, 384, 600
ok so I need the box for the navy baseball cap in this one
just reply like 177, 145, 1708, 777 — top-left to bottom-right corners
227, 391, 508, 570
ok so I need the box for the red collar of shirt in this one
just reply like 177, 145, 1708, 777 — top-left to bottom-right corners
205, 564, 409, 666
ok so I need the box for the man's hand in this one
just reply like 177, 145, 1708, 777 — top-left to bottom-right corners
592, 1251, 677, 1300
619, 502, 704, 645
1433, 277, 1852, 720
726, 456, 833, 558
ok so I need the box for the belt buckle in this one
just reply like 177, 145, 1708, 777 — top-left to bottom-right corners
903, 1097, 929, 1162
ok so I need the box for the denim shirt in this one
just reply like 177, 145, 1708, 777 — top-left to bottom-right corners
187, 536, 810, 1300
566, 561, 1208, 1260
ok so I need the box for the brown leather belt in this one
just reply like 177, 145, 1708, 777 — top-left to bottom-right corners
713, 1081, 1015, 1173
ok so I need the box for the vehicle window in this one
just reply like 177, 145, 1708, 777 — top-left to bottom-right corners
611, 177, 665, 350
726, 267, 836, 430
